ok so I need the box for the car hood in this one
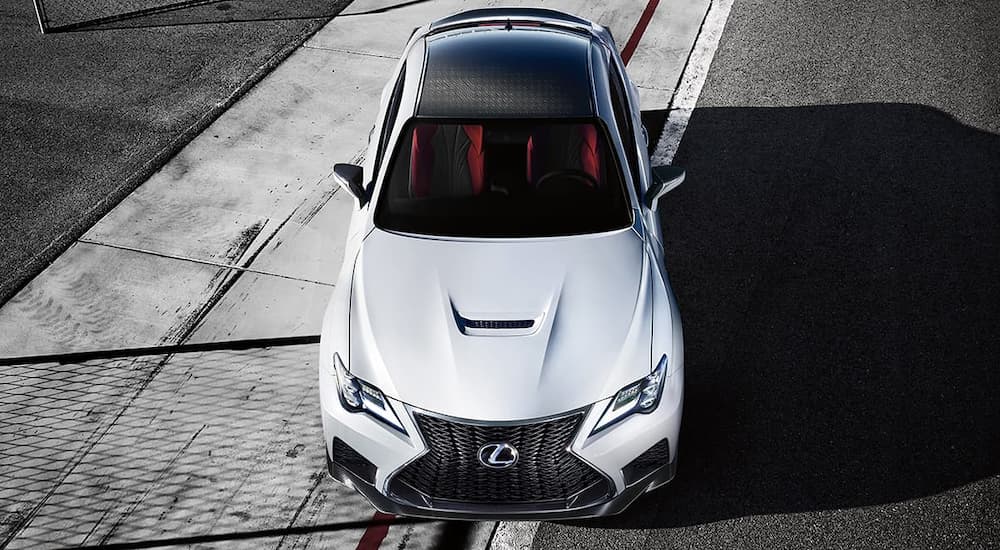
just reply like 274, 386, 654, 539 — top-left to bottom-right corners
348, 228, 652, 421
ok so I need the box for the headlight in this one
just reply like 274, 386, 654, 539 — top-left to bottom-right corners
591, 355, 668, 435
333, 353, 407, 434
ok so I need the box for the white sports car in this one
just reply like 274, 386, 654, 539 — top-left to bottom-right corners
319, 7, 686, 519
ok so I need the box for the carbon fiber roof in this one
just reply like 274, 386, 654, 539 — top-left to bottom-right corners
416, 28, 594, 118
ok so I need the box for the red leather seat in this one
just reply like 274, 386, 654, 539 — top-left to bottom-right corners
526, 123, 602, 187
409, 124, 486, 198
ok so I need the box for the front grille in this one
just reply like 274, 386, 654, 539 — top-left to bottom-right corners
392, 413, 609, 505
332, 437, 376, 485
622, 438, 670, 485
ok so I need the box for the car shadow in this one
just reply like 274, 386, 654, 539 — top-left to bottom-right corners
580, 103, 1000, 528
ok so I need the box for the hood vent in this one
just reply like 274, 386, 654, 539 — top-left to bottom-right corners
452, 305, 542, 337
463, 319, 534, 330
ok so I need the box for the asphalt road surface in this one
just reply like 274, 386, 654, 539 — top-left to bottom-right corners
0, 0, 348, 305
539, 0, 1000, 548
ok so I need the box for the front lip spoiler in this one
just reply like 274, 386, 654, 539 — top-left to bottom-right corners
327, 452, 677, 521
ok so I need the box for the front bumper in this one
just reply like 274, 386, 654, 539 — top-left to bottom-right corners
319, 366, 683, 520
327, 443, 676, 520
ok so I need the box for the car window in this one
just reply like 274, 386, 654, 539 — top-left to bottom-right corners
374, 119, 632, 237
609, 63, 641, 194
371, 63, 406, 188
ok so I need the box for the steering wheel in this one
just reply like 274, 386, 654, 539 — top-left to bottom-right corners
535, 169, 599, 192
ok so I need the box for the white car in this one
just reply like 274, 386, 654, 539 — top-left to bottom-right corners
319, 8, 685, 519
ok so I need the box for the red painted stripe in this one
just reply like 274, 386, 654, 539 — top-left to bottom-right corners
355, 512, 395, 550
621, 0, 661, 65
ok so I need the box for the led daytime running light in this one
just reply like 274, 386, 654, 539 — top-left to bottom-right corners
333, 353, 407, 434
591, 355, 668, 435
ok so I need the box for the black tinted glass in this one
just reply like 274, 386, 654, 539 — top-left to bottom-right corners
374, 119, 632, 237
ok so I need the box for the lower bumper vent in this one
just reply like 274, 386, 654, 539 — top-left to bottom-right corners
622, 438, 670, 485
332, 437, 376, 485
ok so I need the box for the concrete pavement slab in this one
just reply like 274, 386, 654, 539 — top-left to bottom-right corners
0, 244, 241, 355
186, 275, 330, 343
229, 176, 354, 287
3, 345, 376, 549
81, 46, 394, 267
186, 188, 353, 343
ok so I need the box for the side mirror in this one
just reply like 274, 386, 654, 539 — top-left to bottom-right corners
645, 166, 685, 211
333, 163, 367, 206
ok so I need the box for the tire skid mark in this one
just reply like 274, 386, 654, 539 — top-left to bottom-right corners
7, 251, 119, 352
162, 207, 293, 345
85, 191, 272, 265
223, 220, 267, 267
273, 470, 326, 550
283, 146, 363, 230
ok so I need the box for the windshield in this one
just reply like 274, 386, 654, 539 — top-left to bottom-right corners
373, 119, 633, 237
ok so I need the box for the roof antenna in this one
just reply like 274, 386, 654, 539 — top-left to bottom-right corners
505, 18, 512, 31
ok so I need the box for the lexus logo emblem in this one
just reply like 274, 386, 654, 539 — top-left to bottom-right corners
478, 442, 518, 469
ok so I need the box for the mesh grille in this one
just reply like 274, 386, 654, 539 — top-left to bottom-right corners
394, 413, 608, 504
622, 438, 670, 485
332, 438, 376, 485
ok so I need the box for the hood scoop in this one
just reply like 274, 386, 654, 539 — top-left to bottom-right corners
452, 303, 542, 337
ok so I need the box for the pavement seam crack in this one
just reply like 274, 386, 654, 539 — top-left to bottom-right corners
172, 206, 301, 343
76, 239, 335, 288
301, 44, 400, 60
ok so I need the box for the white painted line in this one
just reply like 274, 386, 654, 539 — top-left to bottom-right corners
626, 0, 712, 110
486, 2, 734, 548
652, 0, 735, 166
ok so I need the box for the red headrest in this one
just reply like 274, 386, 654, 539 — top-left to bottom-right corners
409, 124, 485, 198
